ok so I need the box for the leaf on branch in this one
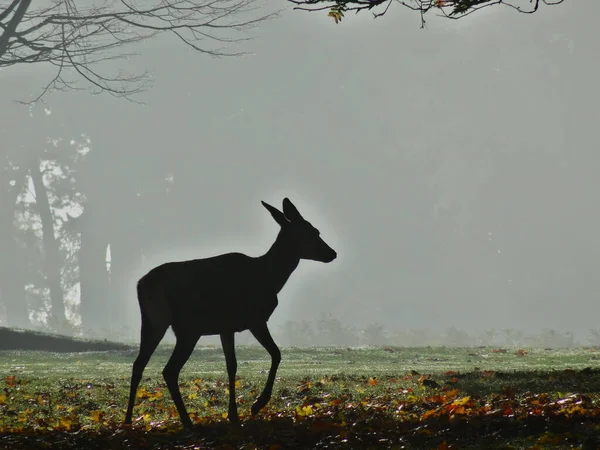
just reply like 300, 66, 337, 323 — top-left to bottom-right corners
294, 0, 565, 26
328, 8, 345, 24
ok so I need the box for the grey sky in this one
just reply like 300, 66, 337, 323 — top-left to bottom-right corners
1, 1, 598, 342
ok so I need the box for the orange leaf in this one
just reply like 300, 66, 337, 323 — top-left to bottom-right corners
295, 405, 313, 417
452, 396, 471, 407
59, 415, 73, 430
90, 410, 104, 423
421, 408, 439, 420
137, 387, 163, 401
444, 389, 460, 400
428, 395, 447, 405
449, 405, 466, 415
368, 377, 378, 386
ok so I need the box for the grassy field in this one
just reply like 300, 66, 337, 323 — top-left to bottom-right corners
1, 346, 600, 449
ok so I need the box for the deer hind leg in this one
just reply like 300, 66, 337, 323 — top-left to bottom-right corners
220, 332, 239, 424
249, 323, 281, 416
125, 312, 168, 424
162, 332, 199, 429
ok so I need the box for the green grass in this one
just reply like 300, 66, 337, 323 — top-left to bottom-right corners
1, 346, 599, 449
3, 345, 598, 378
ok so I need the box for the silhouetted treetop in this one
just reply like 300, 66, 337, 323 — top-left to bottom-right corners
289, 0, 565, 26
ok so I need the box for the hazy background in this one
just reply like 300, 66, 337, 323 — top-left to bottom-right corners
1, 1, 598, 347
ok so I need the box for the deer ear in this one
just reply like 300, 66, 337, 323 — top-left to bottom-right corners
282, 198, 304, 222
262, 201, 289, 227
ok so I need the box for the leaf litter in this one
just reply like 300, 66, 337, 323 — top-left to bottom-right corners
1, 366, 600, 449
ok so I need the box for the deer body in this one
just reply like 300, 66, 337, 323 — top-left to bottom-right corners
124, 198, 336, 428
138, 249, 297, 335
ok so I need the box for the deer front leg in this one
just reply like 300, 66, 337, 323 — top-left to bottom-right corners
249, 322, 281, 416
163, 334, 198, 429
220, 332, 239, 424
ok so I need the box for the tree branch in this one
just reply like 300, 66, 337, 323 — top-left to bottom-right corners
289, 0, 565, 26
0, 0, 279, 102
0, 0, 31, 57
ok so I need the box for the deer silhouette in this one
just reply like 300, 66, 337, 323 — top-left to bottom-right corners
124, 198, 337, 428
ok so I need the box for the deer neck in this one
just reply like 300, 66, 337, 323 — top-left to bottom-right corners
260, 231, 300, 294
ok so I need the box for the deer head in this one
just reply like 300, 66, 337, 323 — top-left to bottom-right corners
261, 198, 337, 263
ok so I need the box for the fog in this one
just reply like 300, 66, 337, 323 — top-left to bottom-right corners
1, 1, 599, 348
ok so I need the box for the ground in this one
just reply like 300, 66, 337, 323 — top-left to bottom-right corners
0, 331, 599, 449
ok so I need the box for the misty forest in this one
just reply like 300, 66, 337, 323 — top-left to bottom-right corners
2, 0, 600, 448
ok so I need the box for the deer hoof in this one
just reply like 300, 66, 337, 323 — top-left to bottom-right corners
251, 401, 263, 416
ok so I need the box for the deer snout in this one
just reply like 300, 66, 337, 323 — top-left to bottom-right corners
324, 247, 337, 263
306, 237, 337, 263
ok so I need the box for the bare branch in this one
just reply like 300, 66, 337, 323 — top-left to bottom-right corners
290, 0, 565, 27
0, 0, 280, 101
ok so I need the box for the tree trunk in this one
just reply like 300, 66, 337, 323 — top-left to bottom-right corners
30, 160, 67, 328
0, 0, 32, 59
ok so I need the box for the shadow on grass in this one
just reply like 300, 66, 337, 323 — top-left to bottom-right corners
0, 327, 131, 352
447, 367, 600, 397
2, 412, 600, 449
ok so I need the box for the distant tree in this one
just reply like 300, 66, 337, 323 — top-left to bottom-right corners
0, 0, 276, 101
4, 104, 89, 333
291, 0, 564, 26
588, 329, 600, 347
476, 329, 498, 347
361, 322, 388, 346
315, 313, 360, 347
444, 326, 474, 347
